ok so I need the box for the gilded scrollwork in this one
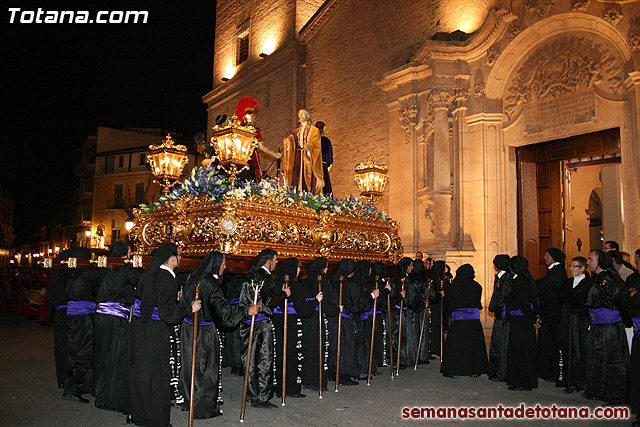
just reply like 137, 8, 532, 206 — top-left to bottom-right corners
131, 191, 402, 263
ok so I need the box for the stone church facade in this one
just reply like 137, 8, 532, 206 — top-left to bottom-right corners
204, 0, 640, 321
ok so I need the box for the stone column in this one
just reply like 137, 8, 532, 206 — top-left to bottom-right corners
430, 91, 452, 248
623, 72, 640, 251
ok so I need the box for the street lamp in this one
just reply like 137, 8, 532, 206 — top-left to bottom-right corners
147, 134, 190, 195
85, 230, 91, 248
354, 156, 389, 204
210, 115, 258, 188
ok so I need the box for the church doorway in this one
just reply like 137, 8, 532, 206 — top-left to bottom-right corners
516, 128, 621, 278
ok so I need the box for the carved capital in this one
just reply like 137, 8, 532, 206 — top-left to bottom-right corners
571, 0, 589, 12
428, 90, 452, 109
400, 101, 418, 144
602, 5, 623, 26
451, 88, 470, 110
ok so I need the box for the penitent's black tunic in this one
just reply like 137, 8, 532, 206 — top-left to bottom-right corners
298, 273, 339, 388
47, 263, 71, 386
535, 263, 567, 381
128, 268, 191, 427
388, 275, 417, 369
488, 271, 512, 381
505, 275, 538, 390
557, 274, 592, 390
619, 273, 640, 417
179, 274, 246, 419
440, 276, 488, 376
94, 264, 141, 412
585, 271, 629, 404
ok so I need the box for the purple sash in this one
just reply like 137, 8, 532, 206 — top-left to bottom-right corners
66, 300, 96, 316
306, 297, 320, 311
589, 308, 622, 325
96, 302, 130, 319
341, 309, 355, 320
360, 307, 375, 321
242, 313, 269, 324
184, 316, 214, 326
632, 317, 640, 335
274, 302, 297, 315
132, 299, 161, 321
55, 305, 67, 311
451, 308, 480, 321
228, 297, 240, 305
393, 304, 407, 310
510, 303, 534, 317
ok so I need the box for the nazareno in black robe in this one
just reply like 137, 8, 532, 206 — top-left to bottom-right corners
488, 255, 512, 382
409, 259, 431, 366
354, 260, 374, 378
585, 269, 629, 404
64, 248, 102, 397
328, 259, 374, 381
619, 273, 640, 419
298, 258, 340, 389
239, 253, 286, 405
221, 274, 244, 373
179, 252, 247, 419
440, 264, 488, 377
535, 254, 567, 382
94, 242, 141, 412
557, 274, 592, 391
127, 244, 193, 427
428, 261, 446, 358
272, 258, 304, 397
47, 249, 72, 387
505, 256, 538, 390
389, 258, 417, 369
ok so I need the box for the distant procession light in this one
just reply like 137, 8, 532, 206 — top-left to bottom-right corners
48, 248, 52, 254
85, 230, 92, 237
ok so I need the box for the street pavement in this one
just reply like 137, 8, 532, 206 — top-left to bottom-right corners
1, 314, 633, 426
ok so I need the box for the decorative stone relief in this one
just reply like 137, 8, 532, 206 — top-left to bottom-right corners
629, 30, 640, 52
486, 46, 500, 67
507, 25, 521, 40
504, 36, 623, 119
524, 0, 555, 17
428, 90, 453, 109
602, 5, 623, 26
424, 208, 435, 234
474, 82, 486, 98
571, 0, 589, 12
451, 88, 469, 110
400, 103, 418, 144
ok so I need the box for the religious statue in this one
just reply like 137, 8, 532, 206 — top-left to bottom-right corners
96, 221, 105, 249
282, 109, 324, 194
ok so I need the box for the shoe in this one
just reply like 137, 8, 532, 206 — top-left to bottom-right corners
429, 356, 437, 360
508, 386, 524, 391
126, 415, 134, 424
288, 393, 306, 398
327, 370, 336, 381
470, 374, 481, 378
338, 376, 359, 386
488, 377, 502, 382
63, 393, 89, 403
443, 374, 459, 379
375, 372, 383, 376
252, 401, 278, 409
582, 392, 598, 400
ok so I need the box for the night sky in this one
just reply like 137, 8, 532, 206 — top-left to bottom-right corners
3, 2, 216, 245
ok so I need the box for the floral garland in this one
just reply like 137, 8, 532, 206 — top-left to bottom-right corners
139, 166, 389, 221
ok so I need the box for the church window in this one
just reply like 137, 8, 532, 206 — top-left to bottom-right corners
237, 33, 249, 64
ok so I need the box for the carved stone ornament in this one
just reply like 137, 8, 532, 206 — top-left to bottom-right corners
424, 208, 435, 234
629, 30, 640, 52
486, 46, 500, 67
602, 5, 623, 26
451, 88, 469, 109
474, 82, 486, 98
571, 0, 589, 12
400, 104, 418, 144
507, 25, 521, 40
524, 0, 555, 17
428, 90, 452, 109
504, 36, 623, 118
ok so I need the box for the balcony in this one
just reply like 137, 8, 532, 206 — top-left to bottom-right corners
75, 159, 95, 177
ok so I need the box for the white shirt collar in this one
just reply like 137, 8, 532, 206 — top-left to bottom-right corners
512, 274, 518, 279
160, 264, 176, 278
261, 265, 271, 275
212, 273, 219, 279
572, 274, 585, 288
548, 262, 561, 270
497, 270, 506, 279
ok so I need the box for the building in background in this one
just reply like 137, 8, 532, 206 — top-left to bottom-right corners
205, 0, 640, 325
0, 187, 15, 267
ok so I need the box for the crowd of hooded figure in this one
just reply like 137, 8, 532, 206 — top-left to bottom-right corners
43, 240, 639, 427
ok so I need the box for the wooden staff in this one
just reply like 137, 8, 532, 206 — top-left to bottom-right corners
188, 282, 201, 427
335, 275, 344, 392
317, 274, 324, 399
281, 274, 289, 406
396, 277, 405, 376
240, 280, 262, 423
386, 289, 394, 379
367, 275, 379, 385
415, 279, 432, 370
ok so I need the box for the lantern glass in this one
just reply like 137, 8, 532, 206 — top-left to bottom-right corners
211, 115, 258, 186
354, 157, 389, 202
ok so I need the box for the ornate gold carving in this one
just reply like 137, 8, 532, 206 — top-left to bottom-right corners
571, 0, 589, 12
602, 5, 622, 26
131, 195, 402, 263
486, 46, 500, 67
629, 30, 640, 52
504, 37, 623, 119
507, 25, 521, 40
524, 0, 554, 17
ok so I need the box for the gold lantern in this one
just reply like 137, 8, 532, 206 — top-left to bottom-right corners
354, 156, 389, 204
210, 115, 258, 188
147, 134, 189, 195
